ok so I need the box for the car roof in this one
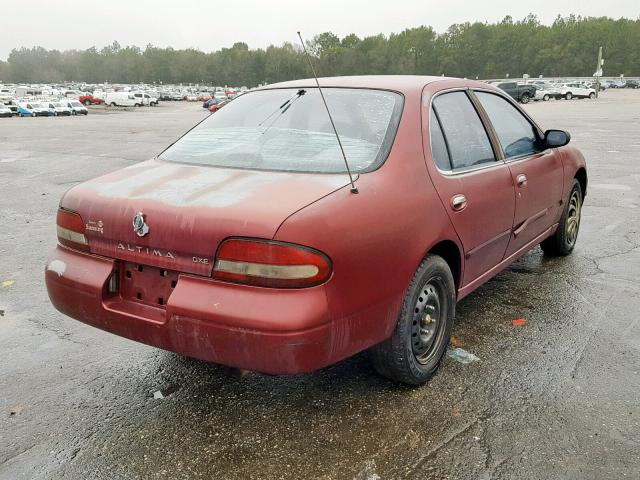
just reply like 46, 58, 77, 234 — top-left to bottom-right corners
258, 75, 474, 95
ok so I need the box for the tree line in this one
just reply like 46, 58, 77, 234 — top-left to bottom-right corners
0, 15, 638, 86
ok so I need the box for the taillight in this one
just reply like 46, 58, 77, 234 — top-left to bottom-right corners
56, 208, 89, 252
213, 238, 332, 288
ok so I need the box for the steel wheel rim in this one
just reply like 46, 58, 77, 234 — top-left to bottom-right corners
411, 279, 445, 364
566, 190, 582, 246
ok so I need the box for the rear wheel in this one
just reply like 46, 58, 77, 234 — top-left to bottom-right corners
370, 255, 456, 385
541, 179, 582, 256
110, 102, 116, 107
520, 93, 531, 104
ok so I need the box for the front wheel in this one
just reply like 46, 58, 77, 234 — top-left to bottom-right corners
541, 179, 583, 256
543, 94, 550, 101
589, 92, 596, 99
565, 92, 573, 100
83, 99, 90, 106
370, 254, 456, 385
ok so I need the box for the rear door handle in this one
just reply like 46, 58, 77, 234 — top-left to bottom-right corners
451, 194, 467, 211
516, 174, 527, 187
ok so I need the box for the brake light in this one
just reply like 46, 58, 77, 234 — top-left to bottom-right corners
213, 238, 332, 288
56, 208, 89, 252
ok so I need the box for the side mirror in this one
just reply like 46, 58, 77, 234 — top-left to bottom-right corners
544, 129, 571, 148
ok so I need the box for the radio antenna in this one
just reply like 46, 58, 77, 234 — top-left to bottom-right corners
297, 31, 358, 194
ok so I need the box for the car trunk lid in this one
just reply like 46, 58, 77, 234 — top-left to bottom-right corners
61, 159, 350, 276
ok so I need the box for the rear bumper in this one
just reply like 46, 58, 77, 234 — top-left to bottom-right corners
45, 246, 336, 374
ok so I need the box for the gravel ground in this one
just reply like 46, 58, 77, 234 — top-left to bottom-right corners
0, 91, 638, 479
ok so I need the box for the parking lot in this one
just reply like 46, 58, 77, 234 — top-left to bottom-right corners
1, 91, 639, 479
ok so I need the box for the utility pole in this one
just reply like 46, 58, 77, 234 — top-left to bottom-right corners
594, 46, 604, 98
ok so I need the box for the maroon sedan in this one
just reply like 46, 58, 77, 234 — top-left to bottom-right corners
46, 76, 586, 384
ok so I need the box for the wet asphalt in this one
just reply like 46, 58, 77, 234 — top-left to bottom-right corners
0, 92, 638, 480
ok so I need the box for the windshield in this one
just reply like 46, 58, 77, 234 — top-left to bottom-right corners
160, 87, 403, 173
70, 101, 82, 107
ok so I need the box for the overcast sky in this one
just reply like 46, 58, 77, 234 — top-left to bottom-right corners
1, 0, 638, 60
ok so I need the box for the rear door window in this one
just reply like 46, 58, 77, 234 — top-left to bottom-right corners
475, 91, 540, 159
431, 91, 496, 171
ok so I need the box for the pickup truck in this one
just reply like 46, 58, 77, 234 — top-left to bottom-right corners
489, 81, 537, 104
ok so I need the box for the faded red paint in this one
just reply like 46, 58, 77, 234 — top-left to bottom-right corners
45, 76, 587, 374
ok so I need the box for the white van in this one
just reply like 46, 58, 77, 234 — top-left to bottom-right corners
104, 92, 140, 107
132, 92, 158, 106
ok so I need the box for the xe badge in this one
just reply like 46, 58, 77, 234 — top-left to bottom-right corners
132, 211, 150, 237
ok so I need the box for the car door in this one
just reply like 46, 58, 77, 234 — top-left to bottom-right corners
425, 90, 516, 287
473, 90, 563, 257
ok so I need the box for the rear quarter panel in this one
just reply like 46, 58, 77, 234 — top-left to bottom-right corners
273, 86, 461, 363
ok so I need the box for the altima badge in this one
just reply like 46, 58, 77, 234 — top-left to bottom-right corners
132, 211, 150, 237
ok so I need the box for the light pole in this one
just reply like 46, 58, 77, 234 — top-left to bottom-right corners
594, 46, 604, 99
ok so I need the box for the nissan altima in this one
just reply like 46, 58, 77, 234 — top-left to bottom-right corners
45, 76, 587, 384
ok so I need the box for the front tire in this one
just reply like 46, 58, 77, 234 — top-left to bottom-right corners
565, 92, 573, 100
543, 94, 550, 101
541, 179, 583, 256
370, 255, 456, 385
589, 92, 596, 99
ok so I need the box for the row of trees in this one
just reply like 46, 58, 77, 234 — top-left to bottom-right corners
1, 15, 638, 86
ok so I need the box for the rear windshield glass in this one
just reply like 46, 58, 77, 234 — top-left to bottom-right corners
160, 87, 403, 173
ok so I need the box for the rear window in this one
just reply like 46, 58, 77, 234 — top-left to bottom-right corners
160, 87, 403, 173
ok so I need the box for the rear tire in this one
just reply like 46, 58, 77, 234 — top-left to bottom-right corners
520, 93, 531, 104
370, 254, 456, 385
541, 179, 583, 256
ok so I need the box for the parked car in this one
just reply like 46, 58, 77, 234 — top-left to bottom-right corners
202, 98, 222, 109
208, 99, 229, 113
624, 79, 639, 89
45, 76, 587, 385
79, 94, 104, 105
559, 83, 596, 100
46, 101, 73, 116
533, 86, 551, 101
213, 91, 228, 100
3, 100, 19, 115
489, 81, 536, 104
17, 102, 49, 117
64, 100, 89, 115
0, 103, 12, 117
